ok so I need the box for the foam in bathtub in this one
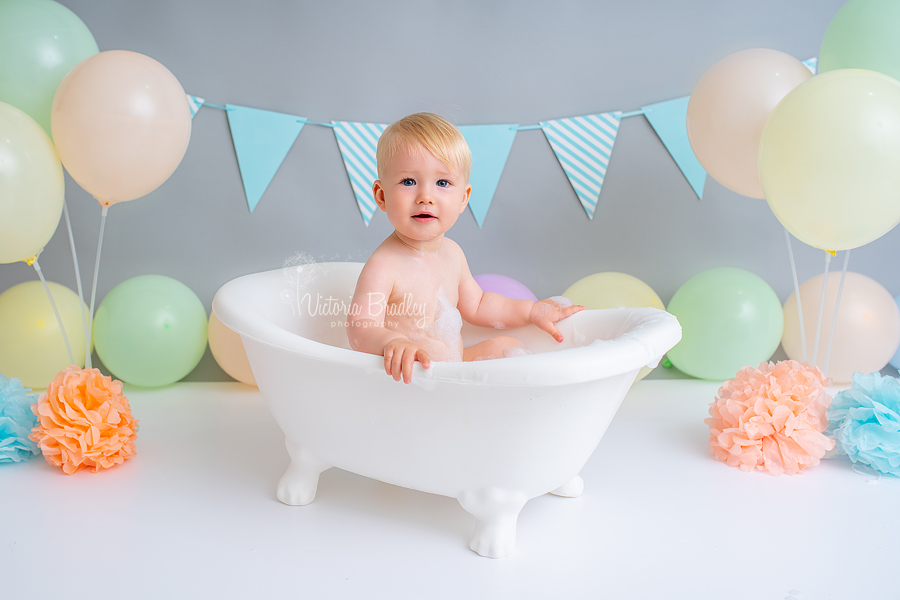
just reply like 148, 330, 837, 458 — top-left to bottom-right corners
212, 263, 682, 559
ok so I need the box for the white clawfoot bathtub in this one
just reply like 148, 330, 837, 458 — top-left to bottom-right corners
212, 262, 681, 558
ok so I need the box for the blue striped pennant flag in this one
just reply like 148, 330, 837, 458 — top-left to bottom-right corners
802, 56, 818, 75
186, 94, 204, 118
333, 121, 387, 226
540, 112, 622, 219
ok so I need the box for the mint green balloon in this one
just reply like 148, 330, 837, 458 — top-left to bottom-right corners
666, 268, 783, 381
93, 275, 208, 387
819, 0, 900, 81
0, 0, 99, 138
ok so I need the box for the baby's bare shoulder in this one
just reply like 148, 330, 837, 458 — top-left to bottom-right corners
441, 237, 466, 259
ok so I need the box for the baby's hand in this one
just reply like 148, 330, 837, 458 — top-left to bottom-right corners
528, 298, 584, 342
383, 338, 431, 384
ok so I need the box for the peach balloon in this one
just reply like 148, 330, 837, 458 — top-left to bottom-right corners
51, 50, 191, 205
208, 311, 257, 386
687, 49, 811, 199
782, 272, 900, 383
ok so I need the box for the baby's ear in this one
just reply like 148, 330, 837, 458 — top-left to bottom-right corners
372, 180, 387, 211
459, 183, 472, 213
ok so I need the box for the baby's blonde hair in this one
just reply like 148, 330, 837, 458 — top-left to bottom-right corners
376, 113, 472, 181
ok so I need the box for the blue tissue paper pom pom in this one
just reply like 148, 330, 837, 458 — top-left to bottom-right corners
0, 374, 40, 463
827, 372, 900, 476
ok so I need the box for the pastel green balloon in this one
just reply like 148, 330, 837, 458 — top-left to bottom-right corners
666, 268, 783, 381
0, 100, 65, 264
0, 281, 90, 390
0, 0, 98, 138
92, 275, 208, 388
819, 0, 900, 81
759, 69, 900, 251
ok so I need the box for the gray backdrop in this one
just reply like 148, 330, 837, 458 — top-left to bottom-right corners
5, 0, 888, 382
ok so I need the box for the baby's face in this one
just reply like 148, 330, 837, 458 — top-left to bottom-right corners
373, 144, 471, 247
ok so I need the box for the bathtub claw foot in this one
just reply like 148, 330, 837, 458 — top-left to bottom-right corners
277, 440, 331, 506
549, 475, 584, 498
458, 489, 528, 559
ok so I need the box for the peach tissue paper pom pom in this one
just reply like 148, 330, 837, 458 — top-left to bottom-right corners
705, 360, 835, 475
29, 366, 138, 474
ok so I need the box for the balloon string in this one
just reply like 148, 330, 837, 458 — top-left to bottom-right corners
32, 260, 75, 366
86, 204, 109, 371
63, 199, 89, 367
823, 250, 850, 378
784, 228, 807, 362
812, 252, 832, 367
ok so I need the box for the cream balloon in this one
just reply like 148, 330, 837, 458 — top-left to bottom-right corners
686, 49, 811, 199
782, 272, 900, 383
563, 272, 664, 380
208, 311, 257, 386
51, 50, 191, 205
0, 101, 64, 263
0, 281, 91, 389
759, 69, 900, 251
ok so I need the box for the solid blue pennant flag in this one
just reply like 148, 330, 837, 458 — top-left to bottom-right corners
333, 121, 388, 226
641, 96, 706, 199
186, 95, 204, 119
226, 104, 306, 213
541, 112, 622, 220
458, 124, 518, 228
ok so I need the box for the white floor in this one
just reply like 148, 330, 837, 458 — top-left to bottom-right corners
4, 380, 897, 599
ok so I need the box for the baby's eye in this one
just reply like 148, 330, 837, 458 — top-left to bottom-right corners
436, 179, 451, 188
401, 178, 415, 186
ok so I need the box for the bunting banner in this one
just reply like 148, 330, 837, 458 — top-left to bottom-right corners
540, 112, 622, 220
641, 96, 706, 199
458, 125, 518, 228
187, 95, 204, 119
226, 104, 306, 213
333, 121, 387, 226
802, 56, 818, 75
187, 54, 818, 222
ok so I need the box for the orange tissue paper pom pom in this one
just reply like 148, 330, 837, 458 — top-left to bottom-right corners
705, 360, 835, 475
29, 366, 138, 474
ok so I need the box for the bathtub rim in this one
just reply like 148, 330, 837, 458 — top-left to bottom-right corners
212, 265, 683, 388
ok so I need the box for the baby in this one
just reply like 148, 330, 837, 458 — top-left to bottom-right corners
347, 113, 583, 383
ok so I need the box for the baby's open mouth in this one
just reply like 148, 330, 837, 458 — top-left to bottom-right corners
412, 213, 436, 221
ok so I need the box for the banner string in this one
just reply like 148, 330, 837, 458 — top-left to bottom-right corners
202, 100, 646, 131
202, 101, 232, 111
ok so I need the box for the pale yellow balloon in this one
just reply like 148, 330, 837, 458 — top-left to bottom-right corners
687, 48, 811, 198
782, 272, 900, 383
0, 101, 64, 263
0, 281, 91, 389
759, 69, 900, 251
564, 272, 665, 380
208, 311, 257, 386
51, 50, 191, 205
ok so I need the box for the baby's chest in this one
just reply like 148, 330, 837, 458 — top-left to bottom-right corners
388, 271, 460, 319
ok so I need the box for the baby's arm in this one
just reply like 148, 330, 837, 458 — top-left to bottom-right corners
347, 259, 430, 383
456, 253, 583, 342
